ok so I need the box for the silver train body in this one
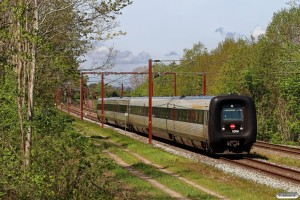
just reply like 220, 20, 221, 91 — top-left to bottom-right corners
97, 95, 257, 154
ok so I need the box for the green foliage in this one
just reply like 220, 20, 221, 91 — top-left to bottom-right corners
0, 71, 19, 143
130, 6, 300, 143
0, 0, 134, 198
0, 71, 123, 199
0, 108, 121, 199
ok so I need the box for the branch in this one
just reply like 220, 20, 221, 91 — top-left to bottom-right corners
39, 2, 75, 26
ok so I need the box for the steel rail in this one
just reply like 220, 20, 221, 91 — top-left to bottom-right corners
220, 156, 300, 185
254, 141, 300, 156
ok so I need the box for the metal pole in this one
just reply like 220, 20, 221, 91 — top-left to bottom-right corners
174, 73, 177, 96
121, 83, 124, 97
92, 92, 94, 110
85, 88, 88, 108
148, 59, 153, 144
101, 73, 104, 128
203, 73, 207, 96
80, 75, 83, 120
83, 86, 85, 106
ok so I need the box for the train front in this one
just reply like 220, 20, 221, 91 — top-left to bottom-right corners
207, 95, 257, 154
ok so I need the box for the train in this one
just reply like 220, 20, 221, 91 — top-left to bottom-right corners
96, 95, 257, 154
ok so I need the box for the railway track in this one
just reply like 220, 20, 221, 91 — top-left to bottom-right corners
220, 156, 300, 185
60, 104, 100, 122
254, 141, 300, 156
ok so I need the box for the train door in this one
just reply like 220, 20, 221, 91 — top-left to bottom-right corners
125, 102, 129, 130
166, 104, 176, 140
172, 106, 176, 131
143, 103, 147, 125
203, 111, 208, 140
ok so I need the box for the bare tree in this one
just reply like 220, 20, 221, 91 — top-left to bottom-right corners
130, 66, 148, 89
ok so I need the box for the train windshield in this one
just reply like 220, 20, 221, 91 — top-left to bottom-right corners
221, 105, 243, 121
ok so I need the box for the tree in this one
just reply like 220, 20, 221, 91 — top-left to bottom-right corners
130, 66, 148, 89
264, 5, 300, 142
0, 0, 132, 168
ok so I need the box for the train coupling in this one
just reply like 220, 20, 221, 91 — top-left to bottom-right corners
227, 140, 240, 147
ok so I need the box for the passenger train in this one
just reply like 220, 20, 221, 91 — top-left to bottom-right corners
97, 95, 257, 154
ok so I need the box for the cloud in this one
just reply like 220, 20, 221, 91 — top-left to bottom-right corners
251, 26, 265, 39
215, 27, 225, 35
215, 27, 242, 39
88, 46, 111, 60
165, 51, 179, 57
82, 47, 151, 66
116, 50, 151, 64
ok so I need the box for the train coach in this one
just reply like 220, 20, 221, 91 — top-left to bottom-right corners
97, 95, 257, 154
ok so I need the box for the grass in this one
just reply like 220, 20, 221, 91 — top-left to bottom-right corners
134, 162, 216, 200
72, 118, 284, 200
73, 123, 173, 199
111, 147, 217, 199
111, 164, 174, 200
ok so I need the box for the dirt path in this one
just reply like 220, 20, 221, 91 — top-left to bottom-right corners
104, 150, 191, 200
122, 149, 228, 200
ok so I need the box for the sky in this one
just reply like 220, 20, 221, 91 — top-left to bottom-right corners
80, 0, 290, 80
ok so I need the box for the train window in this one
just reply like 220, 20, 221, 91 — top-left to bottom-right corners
221, 105, 243, 121
171, 109, 177, 120
104, 104, 108, 111
189, 110, 196, 122
193, 110, 203, 124
119, 105, 126, 113
177, 109, 189, 122
160, 108, 165, 118
130, 106, 136, 115
153, 107, 160, 118
198, 110, 204, 124
154, 107, 167, 119
137, 106, 140, 115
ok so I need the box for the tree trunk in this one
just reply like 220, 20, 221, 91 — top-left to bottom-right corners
24, 0, 38, 168
16, 0, 25, 158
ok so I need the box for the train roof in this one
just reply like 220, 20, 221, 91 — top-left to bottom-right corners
99, 96, 215, 101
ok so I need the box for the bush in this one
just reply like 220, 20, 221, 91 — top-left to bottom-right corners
1, 108, 119, 199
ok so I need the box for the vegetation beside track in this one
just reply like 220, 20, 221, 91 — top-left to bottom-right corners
0, 108, 137, 199
73, 116, 283, 200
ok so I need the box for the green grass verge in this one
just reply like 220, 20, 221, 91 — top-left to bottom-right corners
72, 118, 284, 200
111, 163, 174, 200
112, 148, 216, 200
